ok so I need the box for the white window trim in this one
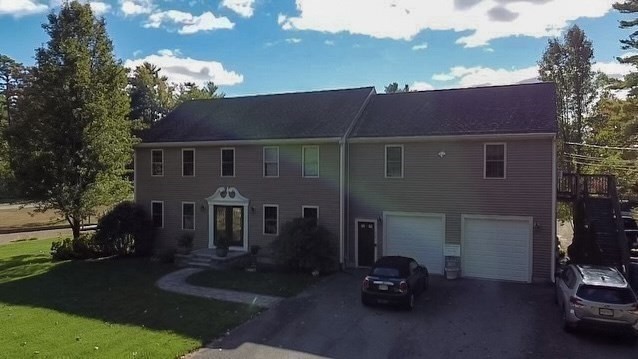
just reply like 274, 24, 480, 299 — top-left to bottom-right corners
181, 201, 195, 230
181, 148, 195, 177
151, 149, 164, 177
151, 200, 164, 228
483, 142, 507, 180
302, 145, 320, 178
263, 204, 279, 236
220, 147, 235, 177
263, 146, 280, 178
384, 144, 404, 179
302, 205, 319, 219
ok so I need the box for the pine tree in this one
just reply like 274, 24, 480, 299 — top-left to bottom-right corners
129, 62, 174, 128
614, 0, 638, 96
5, 1, 132, 239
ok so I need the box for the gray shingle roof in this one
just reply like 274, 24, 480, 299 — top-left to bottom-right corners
350, 82, 557, 138
140, 87, 374, 142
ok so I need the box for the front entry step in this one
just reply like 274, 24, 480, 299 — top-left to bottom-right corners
175, 248, 250, 270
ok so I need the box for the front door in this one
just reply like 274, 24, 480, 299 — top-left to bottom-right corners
357, 221, 376, 267
214, 205, 244, 248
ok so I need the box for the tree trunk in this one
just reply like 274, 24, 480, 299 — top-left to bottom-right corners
66, 216, 81, 240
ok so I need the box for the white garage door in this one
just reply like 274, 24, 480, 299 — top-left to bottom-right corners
384, 213, 444, 274
462, 216, 532, 282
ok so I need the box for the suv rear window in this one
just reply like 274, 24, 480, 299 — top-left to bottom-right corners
576, 285, 636, 304
371, 267, 401, 277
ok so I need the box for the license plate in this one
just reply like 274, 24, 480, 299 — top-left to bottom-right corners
378, 284, 388, 291
599, 308, 614, 317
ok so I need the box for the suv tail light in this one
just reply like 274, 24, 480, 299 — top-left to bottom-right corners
399, 281, 408, 294
569, 296, 584, 308
362, 277, 370, 290
629, 303, 638, 315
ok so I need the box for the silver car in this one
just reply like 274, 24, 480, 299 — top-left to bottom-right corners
555, 264, 638, 336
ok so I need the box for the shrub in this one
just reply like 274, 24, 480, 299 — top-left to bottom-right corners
51, 234, 101, 261
177, 233, 194, 254
94, 201, 155, 257
271, 217, 337, 274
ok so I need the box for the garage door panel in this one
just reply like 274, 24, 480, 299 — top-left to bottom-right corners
385, 214, 444, 275
463, 217, 531, 282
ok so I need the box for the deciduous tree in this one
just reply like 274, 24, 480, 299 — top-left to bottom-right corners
5, 1, 132, 239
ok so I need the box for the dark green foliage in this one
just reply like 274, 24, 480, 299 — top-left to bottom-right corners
4, 2, 132, 240
271, 217, 337, 274
614, 0, 638, 97
94, 201, 154, 257
51, 234, 100, 261
129, 62, 174, 128
174, 81, 224, 106
384, 82, 410, 93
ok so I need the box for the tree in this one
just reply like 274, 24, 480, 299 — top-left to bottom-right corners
538, 25, 596, 174
5, 1, 132, 239
128, 62, 174, 128
384, 82, 410, 93
614, 0, 638, 97
174, 81, 224, 105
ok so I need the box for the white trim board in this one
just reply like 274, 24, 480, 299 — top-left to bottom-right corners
136, 137, 342, 148
349, 133, 555, 143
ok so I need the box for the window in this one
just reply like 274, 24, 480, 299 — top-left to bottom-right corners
302, 206, 319, 219
302, 146, 319, 177
182, 202, 195, 230
182, 149, 195, 177
263, 146, 279, 177
151, 149, 163, 176
263, 205, 278, 235
221, 148, 234, 177
484, 143, 506, 179
385, 145, 403, 178
151, 201, 163, 228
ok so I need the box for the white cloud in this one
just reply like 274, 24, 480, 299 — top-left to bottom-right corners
285, 38, 302, 44
411, 81, 434, 91
324, 40, 335, 46
0, 0, 47, 17
121, 0, 153, 16
124, 50, 244, 86
432, 59, 634, 88
89, 1, 111, 15
411, 42, 428, 51
145, 10, 234, 34
278, 0, 615, 47
221, 0, 255, 18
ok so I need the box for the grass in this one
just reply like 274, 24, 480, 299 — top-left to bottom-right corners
0, 238, 262, 358
186, 269, 320, 298
0, 207, 67, 231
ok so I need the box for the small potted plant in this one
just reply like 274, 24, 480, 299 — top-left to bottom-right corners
177, 233, 194, 255
216, 234, 230, 257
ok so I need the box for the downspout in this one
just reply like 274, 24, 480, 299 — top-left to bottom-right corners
340, 88, 376, 268
551, 136, 557, 282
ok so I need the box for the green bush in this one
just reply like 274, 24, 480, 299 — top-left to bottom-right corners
51, 234, 101, 261
271, 217, 337, 274
94, 201, 155, 257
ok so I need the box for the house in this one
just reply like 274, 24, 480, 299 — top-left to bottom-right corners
135, 82, 557, 283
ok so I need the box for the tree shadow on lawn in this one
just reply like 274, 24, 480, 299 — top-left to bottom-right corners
0, 257, 262, 344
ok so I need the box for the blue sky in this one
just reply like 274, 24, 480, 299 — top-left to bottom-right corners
0, 0, 633, 97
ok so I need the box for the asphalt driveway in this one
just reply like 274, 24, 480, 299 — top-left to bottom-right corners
190, 270, 637, 359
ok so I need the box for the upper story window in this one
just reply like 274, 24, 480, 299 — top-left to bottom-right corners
302, 206, 319, 220
182, 202, 195, 230
151, 149, 163, 176
385, 145, 403, 178
263, 146, 279, 177
182, 149, 195, 177
151, 201, 163, 228
263, 205, 278, 235
221, 148, 235, 177
302, 145, 319, 178
484, 143, 506, 179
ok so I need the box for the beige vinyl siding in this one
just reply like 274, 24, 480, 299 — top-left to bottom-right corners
135, 143, 342, 254
347, 138, 553, 282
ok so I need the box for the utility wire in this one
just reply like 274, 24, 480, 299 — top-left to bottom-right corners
564, 153, 638, 163
565, 142, 638, 151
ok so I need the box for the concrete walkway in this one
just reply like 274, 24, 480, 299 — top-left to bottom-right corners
156, 268, 283, 308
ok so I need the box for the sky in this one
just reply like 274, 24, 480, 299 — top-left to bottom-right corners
0, 0, 634, 97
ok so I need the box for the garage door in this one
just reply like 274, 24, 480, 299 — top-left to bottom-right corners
462, 216, 532, 282
384, 213, 444, 274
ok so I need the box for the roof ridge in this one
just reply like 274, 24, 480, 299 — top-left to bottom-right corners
192, 86, 376, 101
377, 82, 552, 96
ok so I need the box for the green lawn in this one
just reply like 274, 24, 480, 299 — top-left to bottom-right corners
0, 238, 261, 358
186, 269, 320, 298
